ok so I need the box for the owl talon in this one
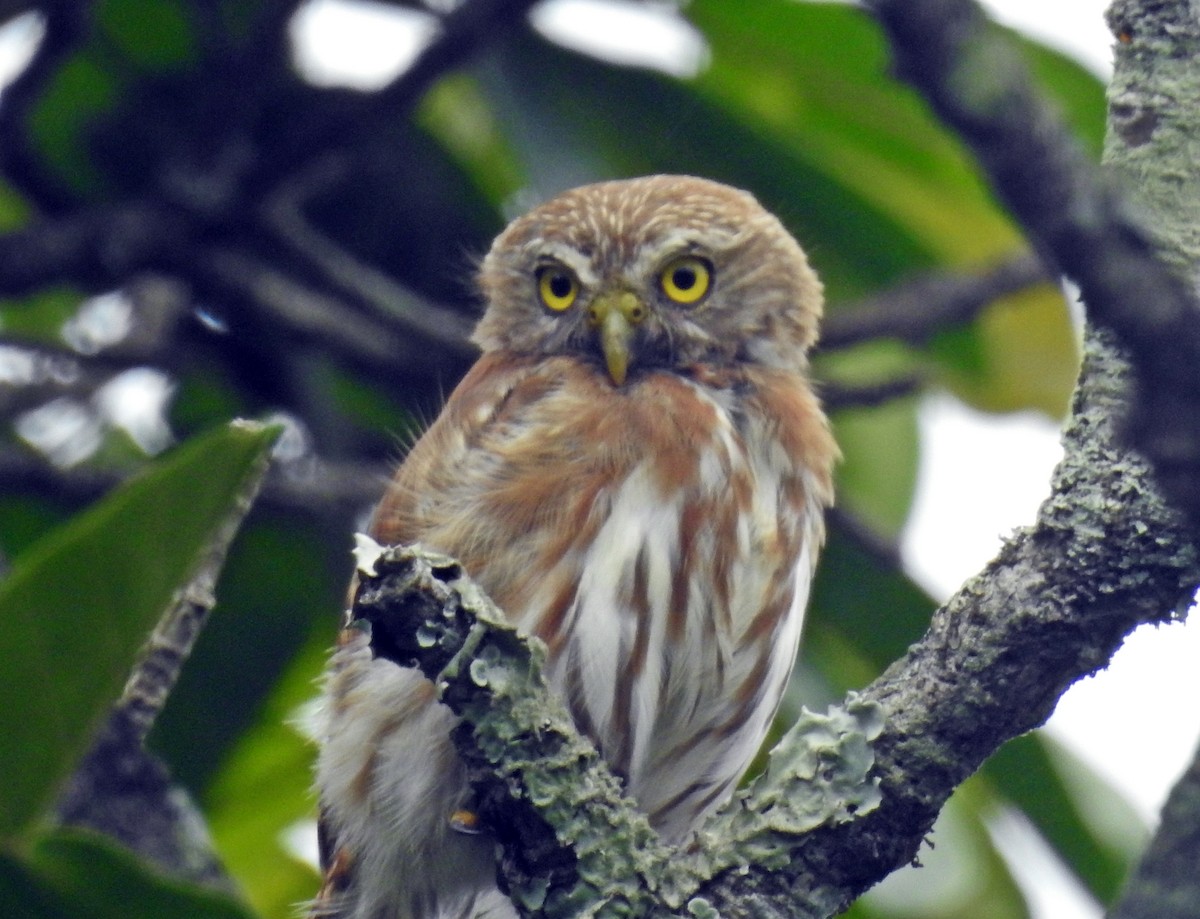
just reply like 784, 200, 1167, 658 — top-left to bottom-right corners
449, 808, 483, 834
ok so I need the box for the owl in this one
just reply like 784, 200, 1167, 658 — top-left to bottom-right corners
312, 175, 837, 919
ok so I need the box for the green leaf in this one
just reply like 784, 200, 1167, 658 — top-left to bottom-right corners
0, 289, 85, 343
28, 56, 118, 197
689, 0, 1022, 264
984, 733, 1142, 903
97, 0, 196, 70
0, 421, 278, 837
204, 640, 326, 919
0, 180, 29, 234
417, 73, 527, 210
807, 526, 936, 682
831, 395, 920, 539
930, 284, 1081, 418
0, 829, 256, 919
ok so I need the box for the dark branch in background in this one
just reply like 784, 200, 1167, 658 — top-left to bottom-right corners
820, 251, 1050, 350
1110, 737, 1200, 919
820, 375, 923, 412
827, 505, 904, 569
260, 156, 476, 353
864, 0, 1200, 533
194, 247, 447, 372
0, 201, 186, 296
817, 252, 1051, 413
279, 0, 544, 188
0, 443, 384, 519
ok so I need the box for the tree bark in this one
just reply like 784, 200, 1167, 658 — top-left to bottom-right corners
1103, 0, 1200, 913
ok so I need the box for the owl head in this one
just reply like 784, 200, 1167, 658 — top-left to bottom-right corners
473, 175, 823, 384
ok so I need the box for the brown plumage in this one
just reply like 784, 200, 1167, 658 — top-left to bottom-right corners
312, 175, 837, 919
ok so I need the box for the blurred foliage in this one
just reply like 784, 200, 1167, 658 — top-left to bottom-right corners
0, 829, 255, 919
0, 1, 1141, 918
0, 421, 276, 916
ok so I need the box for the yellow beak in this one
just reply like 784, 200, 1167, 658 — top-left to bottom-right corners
589, 290, 647, 386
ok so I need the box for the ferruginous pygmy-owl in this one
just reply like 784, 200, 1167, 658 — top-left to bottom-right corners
311, 175, 837, 919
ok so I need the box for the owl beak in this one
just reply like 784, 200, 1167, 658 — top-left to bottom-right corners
589, 290, 647, 386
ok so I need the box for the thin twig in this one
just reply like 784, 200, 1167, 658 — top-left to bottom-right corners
262, 154, 476, 354
117, 421, 276, 737
821, 252, 1050, 350
0, 442, 387, 518
0, 201, 185, 296
195, 246, 472, 379
820, 374, 923, 412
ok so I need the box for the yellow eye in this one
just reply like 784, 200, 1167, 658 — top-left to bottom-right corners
660, 256, 712, 305
537, 266, 579, 312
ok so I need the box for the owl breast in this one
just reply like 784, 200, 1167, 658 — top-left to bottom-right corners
371, 350, 833, 842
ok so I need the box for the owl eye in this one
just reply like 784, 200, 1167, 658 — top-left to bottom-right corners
536, 266, 579, 312
659, 256, 712, 305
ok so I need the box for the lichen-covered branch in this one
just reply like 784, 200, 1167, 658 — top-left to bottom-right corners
686, 329, 1198, 919
348, 540, 677, 917
1101, 1, 1200, 913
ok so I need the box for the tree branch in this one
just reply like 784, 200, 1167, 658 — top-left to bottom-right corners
820, 252, 1050, 350
820, 375, 923, 412
193, 245, 469, 379
349, 327, 1200, 917
691, 329, 1198, 918
1109, 736, 1200, 918
0, 442, 385, 524
0, 201, 187, 296
863, 0, 1200, 532
261, 154, 476, 355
